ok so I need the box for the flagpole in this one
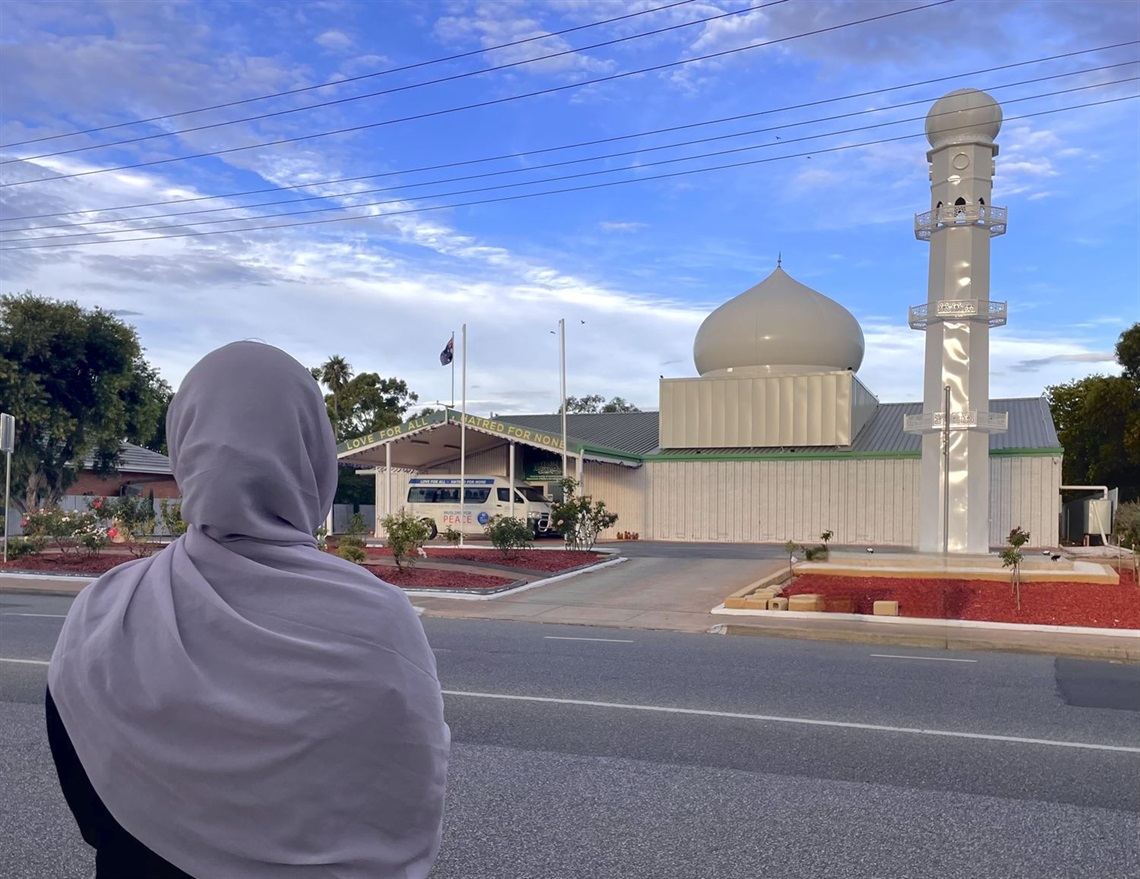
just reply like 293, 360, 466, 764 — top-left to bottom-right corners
559, 318, 567, 479
459, 323, 467, 547
450, 330, 455, 410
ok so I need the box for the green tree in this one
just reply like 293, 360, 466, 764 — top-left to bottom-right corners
1116, 322, 1140, 382
312, 360, 419, 507
561, 395, 641, 414
316, 355, 353, 422
0, 294, 171, 512
335, 373, 418, 441
1047, 322, 1140, 502
311, 359, 417, 443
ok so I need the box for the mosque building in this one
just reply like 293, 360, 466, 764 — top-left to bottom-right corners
336, 89, 1062, 549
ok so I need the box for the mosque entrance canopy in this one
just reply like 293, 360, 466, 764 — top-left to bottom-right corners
336, 408, 640, 471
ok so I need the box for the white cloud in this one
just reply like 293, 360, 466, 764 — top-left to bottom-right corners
598, 221, 646, 232
316, 29, 354, 52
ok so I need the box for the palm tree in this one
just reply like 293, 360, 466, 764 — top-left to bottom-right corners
318, 356, 353, 422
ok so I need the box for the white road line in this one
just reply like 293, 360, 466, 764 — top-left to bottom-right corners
870, 654, 978, 663
440, 690, 1140, 754
1, 613, 68, 618
544, 636, 634, 643
0, 658, 50, 666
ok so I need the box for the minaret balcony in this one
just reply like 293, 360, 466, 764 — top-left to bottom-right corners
914, 204, 1008, 240
903, 410, 1009, 434
908, 299, 1007, 330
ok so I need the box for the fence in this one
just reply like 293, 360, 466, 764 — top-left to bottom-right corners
332, 504, 376, 534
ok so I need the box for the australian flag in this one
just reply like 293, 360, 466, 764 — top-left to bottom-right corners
440, 337, 454, 366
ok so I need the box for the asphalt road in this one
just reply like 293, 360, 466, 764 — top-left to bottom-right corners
2, 591, 1138, 879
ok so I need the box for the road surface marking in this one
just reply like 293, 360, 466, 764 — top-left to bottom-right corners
544, 636, 634, 643
0, 658, 50, 666
441, 690, 1140, 754
870, 654, 978, 663
1, 613, 68, 618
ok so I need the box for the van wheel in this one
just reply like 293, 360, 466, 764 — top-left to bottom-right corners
423, 519, 438, 540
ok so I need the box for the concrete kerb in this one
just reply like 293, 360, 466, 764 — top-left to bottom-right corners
711, 604, 1140, 639
709, 620, 1140, 662
404, 556, 628, 601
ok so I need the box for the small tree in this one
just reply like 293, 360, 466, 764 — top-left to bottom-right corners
1115, 500, 1140, 552
783, 539, 798, 576
100, 495, 157, 557
381, 511, 432, 570
22, 508, 107, 557
336, 512, 369, 563
159, 499, 188, 537
441, 525, 463, 547
550, 477, 617, 551
1001, 526, 1030, 611
485, 515, 533, 559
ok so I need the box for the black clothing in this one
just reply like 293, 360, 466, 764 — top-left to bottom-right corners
46, 686, 196, 879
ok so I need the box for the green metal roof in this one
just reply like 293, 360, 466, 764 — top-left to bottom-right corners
336, 398, 1060, 464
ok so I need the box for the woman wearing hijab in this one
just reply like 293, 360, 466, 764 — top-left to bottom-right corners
46, 341, 450, 878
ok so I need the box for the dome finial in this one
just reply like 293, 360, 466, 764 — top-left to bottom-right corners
777, 251, 782, 269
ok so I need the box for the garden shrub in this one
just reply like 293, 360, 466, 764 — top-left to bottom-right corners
550, 478, 617, 552
484, 515, 533, 559
381, 511, 432, 570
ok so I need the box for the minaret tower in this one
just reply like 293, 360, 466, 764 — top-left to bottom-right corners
905, 88, 1009, 554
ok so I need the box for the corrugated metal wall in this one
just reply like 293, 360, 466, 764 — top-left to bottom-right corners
368, 447, 1061, 546
425, 446, 509, 476
989, 455, 1061, 546
582, 463, 647, 537
659, 371, 861, 448
644, 457, 921, 544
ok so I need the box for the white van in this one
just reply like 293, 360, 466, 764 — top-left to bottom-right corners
404, 476, 556, 539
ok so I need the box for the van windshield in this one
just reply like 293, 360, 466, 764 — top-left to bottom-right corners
517, 485, 550, 503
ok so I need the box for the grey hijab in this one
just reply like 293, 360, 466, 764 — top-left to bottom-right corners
49, 341, 449, 878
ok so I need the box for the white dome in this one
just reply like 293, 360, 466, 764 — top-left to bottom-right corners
693, 266, 865, 377
925, 88, 1002, 150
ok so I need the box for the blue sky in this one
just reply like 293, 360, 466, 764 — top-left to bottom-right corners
1, 0, 1137, 417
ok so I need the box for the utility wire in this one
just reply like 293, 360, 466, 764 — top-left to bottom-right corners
3, 95, 1132, 251
9, 68, 1134, 236
0, 0, 701, 149
0, 0, 787, 164
0, 0, 955, 187
4, 41, 1134, 225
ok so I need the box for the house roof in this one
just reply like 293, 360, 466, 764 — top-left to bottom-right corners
81, 441, 173, 475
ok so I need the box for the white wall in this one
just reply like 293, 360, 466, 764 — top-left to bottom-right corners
582, 463, 646, 538
644, 457, 921, 545
989, 454, 1062, 547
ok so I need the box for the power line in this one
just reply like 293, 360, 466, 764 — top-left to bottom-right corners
3, 95, 1132, 252
4, 41, 1134, 225
0, 0, 701, 150
0, 0, 955, 187
9, 69, 1133, 236
0, 0, 788, 165
9, 82, 1133, 242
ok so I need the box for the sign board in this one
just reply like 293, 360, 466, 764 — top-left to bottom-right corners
0, 413, 13, 454
935, 299, 979, 317
338, 410, 568, 455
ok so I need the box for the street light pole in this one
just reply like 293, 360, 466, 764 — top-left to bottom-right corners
1, 413, 14, 564
559, 318, 567, 480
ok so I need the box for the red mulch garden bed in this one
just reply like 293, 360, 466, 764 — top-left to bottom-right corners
784, 570, 1140, 629
0, 553, 140, 576
2, 551, 519, 592
364, 565, 516, 591
359, 546, 603, 573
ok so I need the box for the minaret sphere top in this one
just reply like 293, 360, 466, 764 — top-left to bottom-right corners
925, 88, 1002, 150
